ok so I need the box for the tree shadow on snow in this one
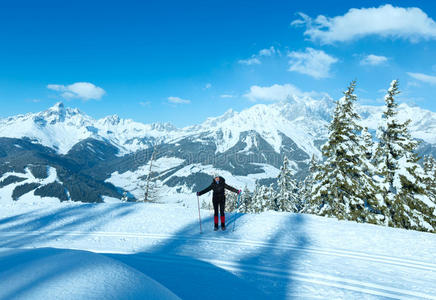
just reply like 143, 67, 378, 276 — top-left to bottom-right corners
108, 212, 309, 300
236, 213, 309, 299
108, 214, 268, 300
0, 203, 139, 299
0, 205, 308, 299
0, 203, 136, 249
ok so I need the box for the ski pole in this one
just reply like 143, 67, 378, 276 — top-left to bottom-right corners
197, 195, 203, 234
232, 192, 241, 232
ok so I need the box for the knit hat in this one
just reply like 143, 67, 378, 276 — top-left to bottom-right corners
212, 173, 219, 178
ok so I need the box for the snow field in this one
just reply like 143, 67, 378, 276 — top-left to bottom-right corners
0, 201, 435, 299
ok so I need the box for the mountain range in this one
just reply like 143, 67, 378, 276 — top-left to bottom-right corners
0, 97, 435, 203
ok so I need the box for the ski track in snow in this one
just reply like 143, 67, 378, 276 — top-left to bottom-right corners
1, 230, 435, 272
127, 254, 436, 300
0, 203, 435, 299
2, 232, 435, 299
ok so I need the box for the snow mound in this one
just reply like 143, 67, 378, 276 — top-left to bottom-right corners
0, 247, 180, 300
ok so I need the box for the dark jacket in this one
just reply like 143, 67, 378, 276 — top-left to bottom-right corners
198, 176, 238, 201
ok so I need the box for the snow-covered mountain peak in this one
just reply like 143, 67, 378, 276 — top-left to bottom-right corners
0, 100, 186, 155
200, 108, 238, 128
100, 114, 121, 126
50, 101, 65, 113
97, 114, 176, 133
190, 98, 330, 157
0, 98, 435, 158
274, 96, 334, 122
150, 122, 177, 132
38, 102, 88, 126
212, 96, 333, 131
0, 102, 95, 154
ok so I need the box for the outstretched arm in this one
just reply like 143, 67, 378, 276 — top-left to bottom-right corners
224, 183, 239, 194
198, 184, 213, 196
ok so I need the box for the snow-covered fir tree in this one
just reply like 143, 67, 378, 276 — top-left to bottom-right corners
201, 197, 212, 210
248, 183, 263, 213
276, 156, 299, 212
358, 127, 384, 224
296, 180, 304, 211
239, 186, 253, 213
249, 182, 276, 213
423, 155, 436, 205
301, 155, 319, 212
375, 80, 435, 232
309, 81, 376, 222
267, 184, 277, 211
361, 127, 374, 161
226, 191, 238, 212
244, 182, 258, 213
306, 98, 346, 216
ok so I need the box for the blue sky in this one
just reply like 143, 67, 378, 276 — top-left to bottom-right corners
1, 0, 436, 127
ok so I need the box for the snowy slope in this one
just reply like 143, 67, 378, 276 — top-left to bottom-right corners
0, 200, 435, 299
0, 166, 63, 205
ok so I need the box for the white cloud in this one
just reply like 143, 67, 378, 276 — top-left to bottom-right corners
46, 84, 64, 92
168, 96, 191, 104
292, 4, 436, 44
220, 94, 235, 98
47, 82, 106, 101
258, 46, 277, 56
244, 83, 327, 102
238, 46, 279, 65
205, 83, 212, 89
288, 48, 338, 79
238, 57, 261, 65
407, 72, 436, 85
360, 54, 388, 66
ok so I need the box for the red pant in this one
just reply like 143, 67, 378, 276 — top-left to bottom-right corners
213, 197, 225, 225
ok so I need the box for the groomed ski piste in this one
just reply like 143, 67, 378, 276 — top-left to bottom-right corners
0, 198, 435, 300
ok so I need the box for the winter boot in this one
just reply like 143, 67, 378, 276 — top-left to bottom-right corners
221, 215, 226, 230
214, 223, 219, 231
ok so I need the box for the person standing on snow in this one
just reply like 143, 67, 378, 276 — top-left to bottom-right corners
197, 174, 240, 231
